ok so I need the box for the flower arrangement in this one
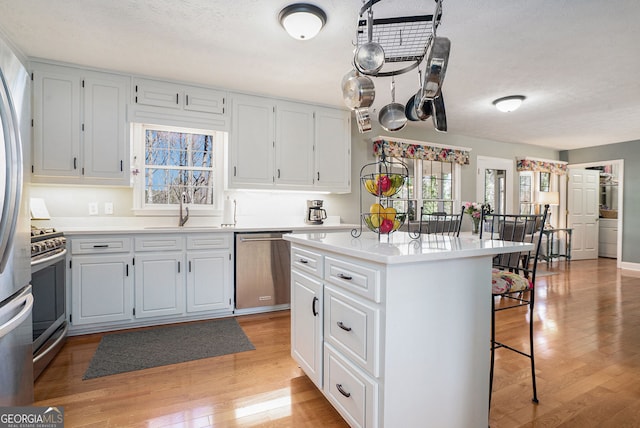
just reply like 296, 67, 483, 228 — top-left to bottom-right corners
463, 202, 483, 234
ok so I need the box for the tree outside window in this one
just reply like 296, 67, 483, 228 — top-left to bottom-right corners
143, 128, 215, 206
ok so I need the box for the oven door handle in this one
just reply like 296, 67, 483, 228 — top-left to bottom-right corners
0, 293, 33, 339
33, 322, 69, 365
31, 248, 67, 269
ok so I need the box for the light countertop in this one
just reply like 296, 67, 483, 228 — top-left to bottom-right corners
284, 231, 534, 264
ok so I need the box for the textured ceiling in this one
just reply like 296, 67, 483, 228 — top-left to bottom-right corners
1, 0, 639, 150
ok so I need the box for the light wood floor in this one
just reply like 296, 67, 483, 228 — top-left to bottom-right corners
34, 258, 640, 427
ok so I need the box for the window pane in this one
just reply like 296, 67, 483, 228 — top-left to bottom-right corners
143, 127, 215, 206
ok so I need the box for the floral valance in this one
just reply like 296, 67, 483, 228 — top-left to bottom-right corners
516, 158, 568, 175
372, 138, 470, 165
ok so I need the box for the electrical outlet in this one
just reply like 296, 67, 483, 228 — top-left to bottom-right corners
104, 202, 113, 215
88, 202, 99, 216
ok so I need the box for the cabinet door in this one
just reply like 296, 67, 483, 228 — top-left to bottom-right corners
314, 108, 351, 192
229, 94, 275, 188
133, 78, 181, 109
184, 86, 226, 115
291, 270, 323, 389
83, 74, 129, 182
186, 250, 232, 313
275, 102, 314, 188
71, 254, 133, 325
32, 69, 81, 179
134, 252, 185, 318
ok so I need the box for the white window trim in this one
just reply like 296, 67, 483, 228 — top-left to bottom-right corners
410, 158, 461, 214
131, 123, 226, 216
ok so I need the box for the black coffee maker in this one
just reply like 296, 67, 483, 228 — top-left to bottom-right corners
306, 200, 327, 224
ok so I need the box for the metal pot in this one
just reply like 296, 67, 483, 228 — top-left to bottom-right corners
342, 74, 375, 109
378, 78, 407, 132
431, 92, 447, 132
422, 37, 451, 99
354, 7, 385, 75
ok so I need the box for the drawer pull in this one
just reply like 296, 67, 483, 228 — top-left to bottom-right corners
312, 296, 319, 316
337, 273, 352, 280
336, 383, 351, 398
337, 321, 352, 332
93, 244, 109, 248
298, 258, 309, 264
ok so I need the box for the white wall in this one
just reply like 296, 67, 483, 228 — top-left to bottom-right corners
30, 120, 562, 228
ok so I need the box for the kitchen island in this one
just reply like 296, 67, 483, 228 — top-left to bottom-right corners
284, 231, 533, 428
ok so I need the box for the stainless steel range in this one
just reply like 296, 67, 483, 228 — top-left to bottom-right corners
30, 226, 68, 379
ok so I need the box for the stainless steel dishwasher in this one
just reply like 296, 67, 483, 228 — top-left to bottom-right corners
235, 232, 291, 312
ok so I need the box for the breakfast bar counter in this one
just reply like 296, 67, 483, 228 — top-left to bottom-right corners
284, 231, 533, 428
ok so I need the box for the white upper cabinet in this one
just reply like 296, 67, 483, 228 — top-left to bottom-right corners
228, 93, 351, 193
229, 94, 275, 188
31, 62, 130, 185
275, 101, 315, 188
133, 77, 226, 114
314, 107, 351, 193
83, 75, 128, 180
32, 67, 81, 179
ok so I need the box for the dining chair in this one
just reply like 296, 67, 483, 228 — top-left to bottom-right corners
480, 205, 549, 407
420, 206, 464, 236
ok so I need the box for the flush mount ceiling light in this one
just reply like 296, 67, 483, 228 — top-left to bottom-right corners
279, 3, 327, 40
492, 95, 526, 113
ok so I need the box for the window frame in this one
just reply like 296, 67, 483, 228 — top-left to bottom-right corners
131, 123, 227, 216
389, 157, 461, 217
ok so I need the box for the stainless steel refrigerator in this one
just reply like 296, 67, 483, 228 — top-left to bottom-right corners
0, 36, 33, 405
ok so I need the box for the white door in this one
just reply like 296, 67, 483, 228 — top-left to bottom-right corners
568, 169, 599, 260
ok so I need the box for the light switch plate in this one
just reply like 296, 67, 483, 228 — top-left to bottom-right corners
88, 202, 99, 216
104, 202, 113, 215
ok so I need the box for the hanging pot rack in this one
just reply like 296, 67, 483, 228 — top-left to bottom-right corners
355, 2, 442, 77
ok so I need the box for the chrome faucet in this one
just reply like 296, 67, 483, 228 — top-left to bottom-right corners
179, 192, 189, 227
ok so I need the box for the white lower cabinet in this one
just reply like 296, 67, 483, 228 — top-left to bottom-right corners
324, 343, 378, 428
290, 245, 381, 427
69, 236, 133, 326
71, 253, 133, 325
187, 250, 232, 313
68, 232, 233, 334
134, 251, 185, 318
291, 269, 323, 389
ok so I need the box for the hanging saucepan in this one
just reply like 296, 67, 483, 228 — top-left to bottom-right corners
431, 92, 447, 132
379, 78, 407, 132
342, 73, 375, 110
422, 37, 451, 100
405, 68, 424, 122
354, 6, 385, 75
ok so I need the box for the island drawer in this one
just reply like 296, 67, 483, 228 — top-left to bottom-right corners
135, 235, 184, 252
71, 236, 131, 254
186, 233, 231, 250
291, 246, 323, 277
325, 285, 380, 377
324, 343, 379, 428
324, 256, 380, 303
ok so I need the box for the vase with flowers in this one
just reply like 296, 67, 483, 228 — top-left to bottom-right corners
464, 202, 483, 234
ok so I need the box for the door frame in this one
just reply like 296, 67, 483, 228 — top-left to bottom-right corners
568, 160, 623, 267
476, 156, 514, 214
